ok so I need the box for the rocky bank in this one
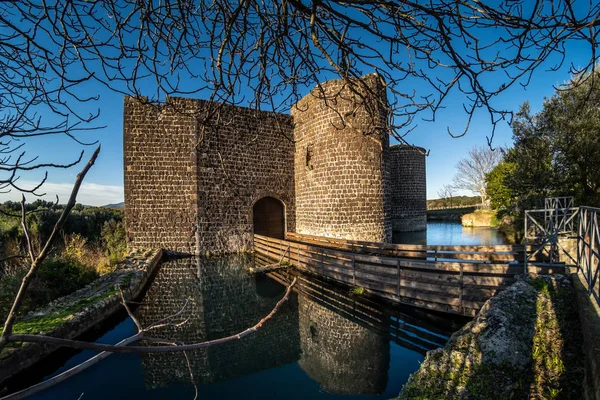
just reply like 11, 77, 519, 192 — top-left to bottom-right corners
399, 275, 584, 400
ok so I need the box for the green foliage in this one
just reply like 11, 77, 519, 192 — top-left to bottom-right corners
101, 219, 126, 263
0, 257, 99, 323
0, 273, 27, 325
0, 202, 125, 333
33, 258, 99, 304
0, 201, 125, 266
506, 103, 556, 203
537, 74, 600, 205
350, 286, 365, 295
496, 72, 600, 209
486, 160, 516, 210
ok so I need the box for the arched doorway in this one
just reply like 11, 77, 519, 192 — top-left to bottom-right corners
253, 197, 285, 239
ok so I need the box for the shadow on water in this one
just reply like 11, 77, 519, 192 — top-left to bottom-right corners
18, 253, 467, 400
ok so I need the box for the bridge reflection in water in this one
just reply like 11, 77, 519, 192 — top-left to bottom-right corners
134, 255, 463, 396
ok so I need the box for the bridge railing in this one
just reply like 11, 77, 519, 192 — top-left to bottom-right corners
577, 206, 600, 306
253, 233, 564, 317
524, 207, 579, 270
286, 232, 527, 263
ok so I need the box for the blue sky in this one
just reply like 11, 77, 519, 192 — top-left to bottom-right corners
0, 5, 595, 206
0, 63, 581, 206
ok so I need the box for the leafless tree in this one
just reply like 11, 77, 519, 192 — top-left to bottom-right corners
2, 0, 600, 194
1, 0, 600, 390
437, 184, 457, 208
452, 146, 503, 207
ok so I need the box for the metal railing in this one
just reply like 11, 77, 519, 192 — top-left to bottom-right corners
523, 206, 578, 272
577, 206, 600, 306
523, 202, 600, 306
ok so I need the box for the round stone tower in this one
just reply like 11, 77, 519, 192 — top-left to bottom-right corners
292, 74, 391, 242
389, 144, 427, 232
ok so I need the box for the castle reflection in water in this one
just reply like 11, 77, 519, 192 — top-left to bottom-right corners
135, 255, 462, 395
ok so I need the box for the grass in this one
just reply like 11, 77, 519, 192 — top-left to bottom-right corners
399, 277, 584, 400
2, 270, 135, 337
3, 288, 120, 336
350, 286, 365, 296
528, 277, 583, 400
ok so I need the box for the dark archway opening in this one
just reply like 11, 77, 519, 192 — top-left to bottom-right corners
253, 197, 285, 239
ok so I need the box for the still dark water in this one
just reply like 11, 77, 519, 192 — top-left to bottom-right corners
18, 222, 502, 400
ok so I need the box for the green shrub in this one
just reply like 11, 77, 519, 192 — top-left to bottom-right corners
0, 273, 26, 323
101, 219, 126, 263
34, 257, 99, 302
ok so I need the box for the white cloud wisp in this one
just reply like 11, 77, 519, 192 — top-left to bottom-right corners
0, 181, 124, 207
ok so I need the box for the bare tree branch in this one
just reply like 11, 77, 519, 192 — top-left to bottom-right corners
5, 277, 297, 354
452, 146, 503, 206
0, 146, 101, 352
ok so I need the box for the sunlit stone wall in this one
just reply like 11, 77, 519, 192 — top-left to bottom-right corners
124, 73, 427, 254
124, 97, 200, 254
292, 74, 392, 242
124, 98, 296, 254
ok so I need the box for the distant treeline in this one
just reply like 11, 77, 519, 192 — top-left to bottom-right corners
427, 196, 480, 210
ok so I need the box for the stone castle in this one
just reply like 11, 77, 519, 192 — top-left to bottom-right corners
124, 73, 426, 254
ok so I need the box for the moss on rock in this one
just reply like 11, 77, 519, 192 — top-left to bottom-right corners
398, 275, 584, 400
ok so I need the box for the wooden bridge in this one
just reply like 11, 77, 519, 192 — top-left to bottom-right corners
253, 233, 566, 317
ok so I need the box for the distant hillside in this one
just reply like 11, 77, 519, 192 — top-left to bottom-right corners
102, 202, 124, 209
427, 195, 480, 210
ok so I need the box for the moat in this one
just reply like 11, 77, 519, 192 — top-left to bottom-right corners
13, 222, 504, 399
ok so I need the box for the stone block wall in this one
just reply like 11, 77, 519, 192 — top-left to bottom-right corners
124, 97, 295, 254
389, 145, 427, 232
124, 97, 199, 253
292, 74, 392, 242
124, 73, 427, 254
195, 102, 295, 253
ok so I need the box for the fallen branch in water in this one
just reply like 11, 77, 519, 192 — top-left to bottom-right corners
2, 334, 142, 400
1, 277, 297, 399
248, 245, 291, 274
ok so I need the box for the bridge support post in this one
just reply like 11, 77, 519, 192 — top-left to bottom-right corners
397, 260, 401, 297
459, 264, 464, 314
352, 255, 356, 285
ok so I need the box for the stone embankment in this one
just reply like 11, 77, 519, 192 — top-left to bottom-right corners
461, 210, 498, 228
399, 275, 584, 400
427, 207, 477, 222
0, 249, 162, 387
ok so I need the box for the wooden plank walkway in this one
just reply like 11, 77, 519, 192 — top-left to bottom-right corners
254, 233, 565, 317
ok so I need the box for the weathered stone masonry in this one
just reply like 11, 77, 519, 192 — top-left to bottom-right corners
124, 98, 295, 254
389, 145, 427, 232
293, 74, 391, 242
124, 73, 427, 254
